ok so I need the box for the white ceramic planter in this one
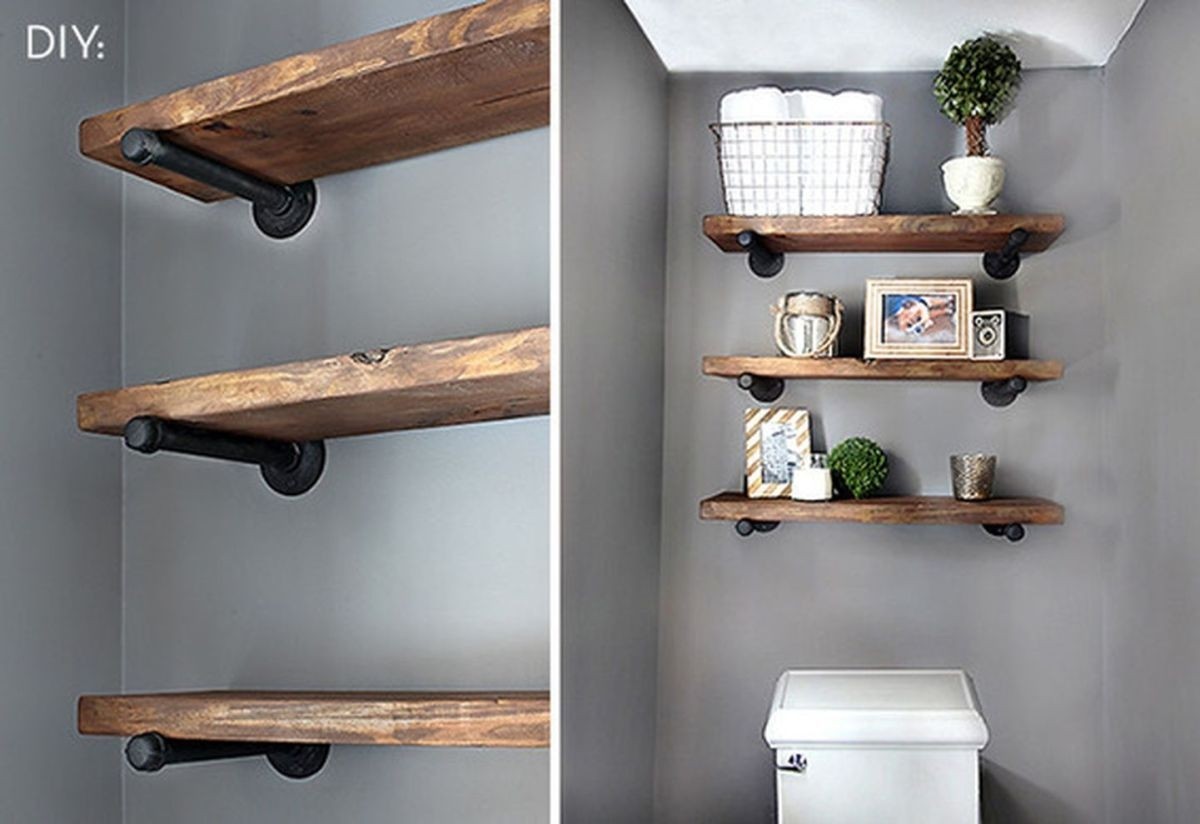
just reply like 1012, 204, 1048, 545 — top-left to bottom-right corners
941, 156, 1005, 215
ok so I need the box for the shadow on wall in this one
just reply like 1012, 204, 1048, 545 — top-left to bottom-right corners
989, 32, 1090, 78
982, 759, 1079, 823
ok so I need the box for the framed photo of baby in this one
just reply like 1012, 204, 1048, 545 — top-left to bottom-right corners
863, 278, 973, 359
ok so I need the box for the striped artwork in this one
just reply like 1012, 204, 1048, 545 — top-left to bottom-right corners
745, 407, 812, 498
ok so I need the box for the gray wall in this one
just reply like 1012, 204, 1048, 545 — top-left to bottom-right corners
0, 1, 124, 822
1102, 0, 1200, 819
560, 0, 668, 820
119, 1, 548, 821
656, 69, 1110, 823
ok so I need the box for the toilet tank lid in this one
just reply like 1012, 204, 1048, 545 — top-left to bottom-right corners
763, 669, 989, 749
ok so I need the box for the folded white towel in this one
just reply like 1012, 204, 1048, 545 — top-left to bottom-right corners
785, 90, 828, 120
830, 90, 883, 122
719, 86, 789, 123
719, 87, 792, 214
785, 89, 883, 122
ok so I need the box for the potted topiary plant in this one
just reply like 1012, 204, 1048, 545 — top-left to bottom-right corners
828, 437, 889, 500
934, 36, 1021, 214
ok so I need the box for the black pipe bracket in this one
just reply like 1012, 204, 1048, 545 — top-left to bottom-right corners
735, 519, 780, 537
981, 376, 1028, 408
125, 732, 329, 779
737, 373, 786, 403
123, 416, 325, 497
120, 128, 317, 239
736, 231, 785, 278
982, 228, 1030, 279
983, 523, 1026, 542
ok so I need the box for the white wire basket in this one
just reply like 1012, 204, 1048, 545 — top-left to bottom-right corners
711, 122, 890, 216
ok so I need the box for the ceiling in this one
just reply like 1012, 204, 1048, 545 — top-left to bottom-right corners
622, 0, 1147, 72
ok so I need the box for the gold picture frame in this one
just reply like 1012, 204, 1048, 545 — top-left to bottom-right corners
745, 407, 811, 499
863, 278, 973, 359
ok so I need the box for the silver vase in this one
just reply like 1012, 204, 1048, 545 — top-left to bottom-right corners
950, 454, 996, 501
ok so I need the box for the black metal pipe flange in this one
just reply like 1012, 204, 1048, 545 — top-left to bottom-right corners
982, 228, 1030, 279
982, 523, 1026, 542
736, 231, 785, 278
123, 416, 325, 496
121, 128, 316, 239
981, 376, 1028, 407
735, 519, 780, 537
125, 732, 329, 779
737, 373, 786, 403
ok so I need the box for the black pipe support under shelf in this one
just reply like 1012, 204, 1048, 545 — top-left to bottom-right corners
123, 416, 325, 496
981, 376, 1028, 408
735, 519, 780, 537
120, 128, 317, 239
982, 228, 1030, 280
983, 523, 1026, 542
734, 520, 1027, 540
125, 732, 329, 779
736, 231, 785, 278
737, 373, 786, 403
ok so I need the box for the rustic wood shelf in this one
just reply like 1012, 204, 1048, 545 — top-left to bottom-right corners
705, 357, 1062, 407
701, 492, 1064, 534
77, 326, 549, 441
702, 214, 1065, 254
78, 690, 550, 748
703, 357, 1063, 382
704, 214, 1065, 278
79, 0, 549, 202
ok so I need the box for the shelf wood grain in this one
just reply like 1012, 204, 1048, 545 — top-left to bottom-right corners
703, 357, 1063, 382
702, 214, 1065, 254
78, 691, 549, 748
77, 326, 549, 441
79, 0, 549, 201
700, 493, 1064, 526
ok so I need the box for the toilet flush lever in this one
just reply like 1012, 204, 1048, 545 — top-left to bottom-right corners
785, 753, 807, 773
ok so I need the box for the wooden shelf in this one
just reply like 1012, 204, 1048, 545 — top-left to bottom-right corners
77, 326, 548, 441
78, 690, 549, 748
702, 214, 1065, 254
79, 0, 549, 201
703, 357, 1063, 382
700, 493, 1064, 527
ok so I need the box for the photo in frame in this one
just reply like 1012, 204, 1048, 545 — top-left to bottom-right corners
863, 278, 973, 359
745, 407, 812, 498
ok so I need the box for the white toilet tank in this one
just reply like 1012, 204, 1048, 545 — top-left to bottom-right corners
764, 669, 989, 824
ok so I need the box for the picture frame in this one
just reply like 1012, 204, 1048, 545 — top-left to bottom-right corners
863, 278, 973, 359
745, 407, 812, 499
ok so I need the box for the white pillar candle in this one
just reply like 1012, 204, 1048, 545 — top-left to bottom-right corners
791, 453, 833, 501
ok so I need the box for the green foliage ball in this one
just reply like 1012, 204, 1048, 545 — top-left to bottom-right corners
933, 36, 1022, 126
829, 437, 889, 500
